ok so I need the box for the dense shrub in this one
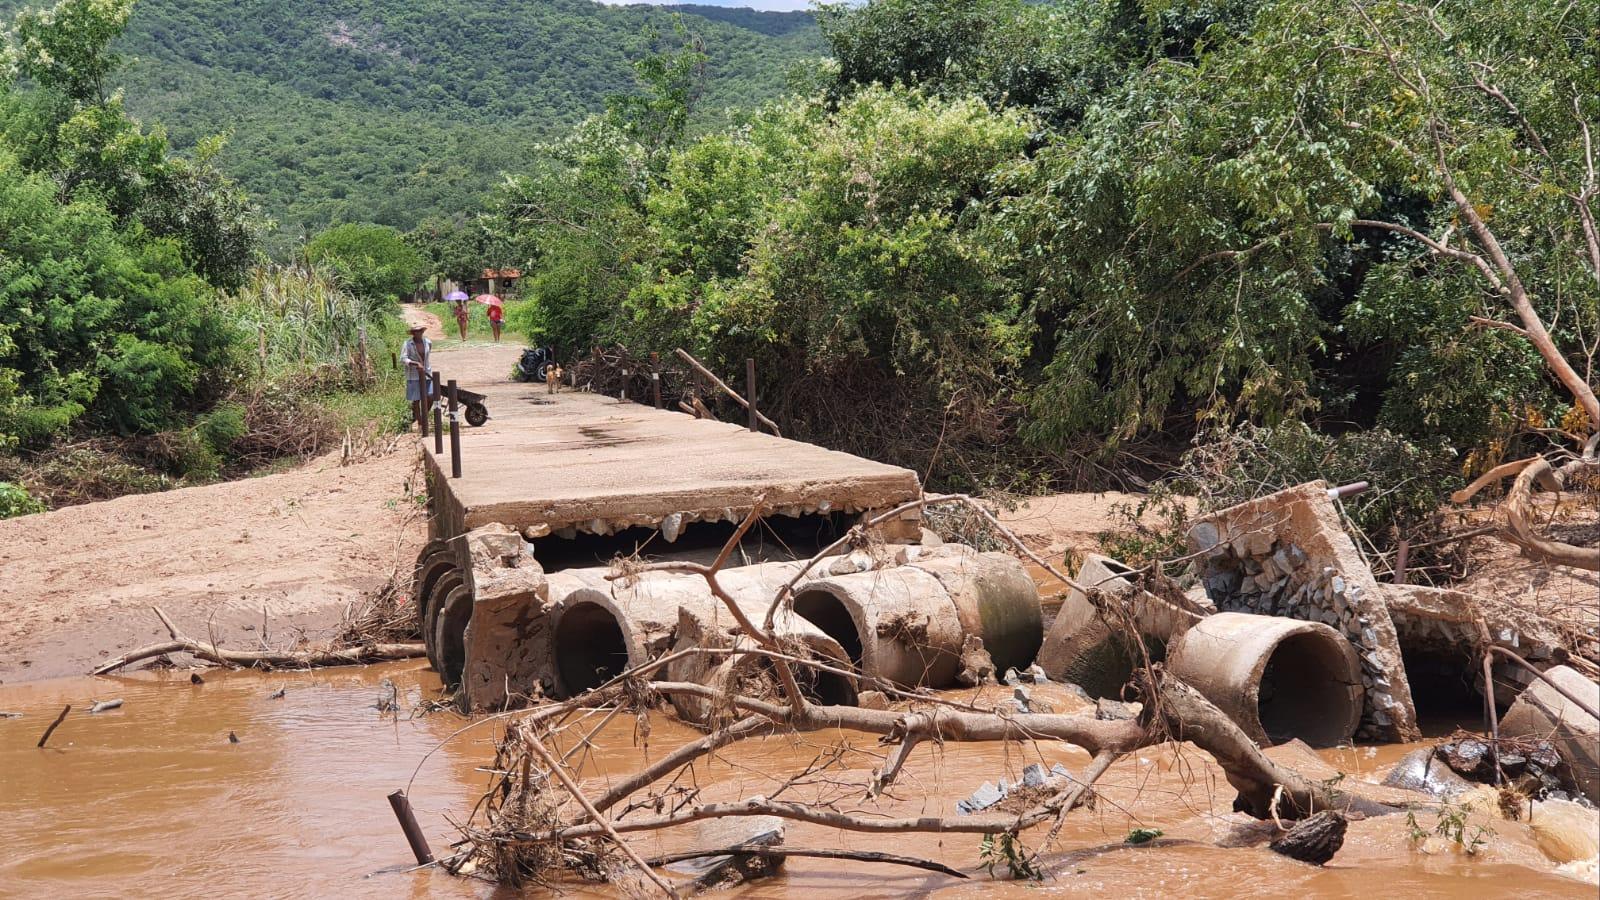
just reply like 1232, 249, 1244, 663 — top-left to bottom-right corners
305, 223, 427, 303
0, 481, 45, 518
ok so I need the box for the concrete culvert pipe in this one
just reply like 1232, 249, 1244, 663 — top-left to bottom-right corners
666, 562, 858, 724
905, 549, 1043, 675
553, 597, 633, 695
1168, 612, 1364, 747
549, 571, 718, 698
413, 543, 457, 643
424, 569, 465, 674
1500, 665, 1600, 803
792, 566, 964, 689
434, 583, 473, 688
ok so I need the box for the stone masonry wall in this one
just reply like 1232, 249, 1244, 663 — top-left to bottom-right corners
1188, 482, 1421, 742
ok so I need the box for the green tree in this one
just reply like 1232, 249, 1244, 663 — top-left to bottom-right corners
0, 148, 232, 441
408, 217, 513, 288
305, 223, 427, 302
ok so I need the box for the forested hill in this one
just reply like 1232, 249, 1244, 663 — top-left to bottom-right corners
0, 0, 825, 246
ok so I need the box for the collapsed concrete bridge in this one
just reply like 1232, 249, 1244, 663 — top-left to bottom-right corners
411, 376, 1044, 714
407, 366, 1595, 775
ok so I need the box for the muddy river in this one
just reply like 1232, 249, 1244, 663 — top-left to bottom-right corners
1, 662, 1593, 898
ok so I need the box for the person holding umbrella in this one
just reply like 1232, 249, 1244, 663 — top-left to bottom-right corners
448, 290, 470, 342
478, 294, 505, 342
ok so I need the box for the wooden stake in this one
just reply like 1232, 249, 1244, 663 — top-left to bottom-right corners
36, 705, 70, 748
432, 372, 444, 454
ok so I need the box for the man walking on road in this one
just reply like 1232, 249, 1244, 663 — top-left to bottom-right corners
402, 324, 432, 429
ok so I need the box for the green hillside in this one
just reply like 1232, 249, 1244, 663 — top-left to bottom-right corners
1, 0, 826, 246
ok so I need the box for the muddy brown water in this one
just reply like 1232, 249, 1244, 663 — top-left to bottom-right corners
1, 662, 1593, 898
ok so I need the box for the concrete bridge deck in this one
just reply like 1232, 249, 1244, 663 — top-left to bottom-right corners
421, 371, 923, 541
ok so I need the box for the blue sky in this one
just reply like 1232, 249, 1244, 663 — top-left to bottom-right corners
595, 1, 820, 11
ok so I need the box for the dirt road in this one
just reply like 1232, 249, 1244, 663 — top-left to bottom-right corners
0, 331, 521, 683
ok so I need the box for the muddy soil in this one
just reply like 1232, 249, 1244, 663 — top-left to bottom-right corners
1, 661, 1593, 898
0, 334, 521, 685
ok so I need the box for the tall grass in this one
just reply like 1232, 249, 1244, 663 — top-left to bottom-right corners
230, 265, 406, 374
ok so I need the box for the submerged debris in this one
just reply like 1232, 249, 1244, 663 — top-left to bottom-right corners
1269, 810, 1348, 865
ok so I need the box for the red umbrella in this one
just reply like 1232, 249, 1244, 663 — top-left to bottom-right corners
474, 294, 503, 307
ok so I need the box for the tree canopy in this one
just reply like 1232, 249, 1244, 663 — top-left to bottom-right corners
306, 223, 426, 303
492, 0, 1598, 491
0, 0, 828, 246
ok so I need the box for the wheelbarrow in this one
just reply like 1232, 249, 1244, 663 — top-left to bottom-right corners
434, 385, 490, 427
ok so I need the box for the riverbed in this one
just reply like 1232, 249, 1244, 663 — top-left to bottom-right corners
2, 661, 1594, 897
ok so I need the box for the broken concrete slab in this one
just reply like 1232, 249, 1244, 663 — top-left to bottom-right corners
667, 815, 786, 890
1382, 583, 1569, 708
1380, 747, 1474, 798
1500, 665, 1600, 803
455, 524, 552, 710
422, 388, 921, 541
1186, 482, 1419, 742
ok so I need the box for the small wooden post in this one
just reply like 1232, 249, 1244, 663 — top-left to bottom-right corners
448, 380, 462, 478
386, 789, 435, 865
746, 358, 757, 432
432, 372, 444, 454
390, 350, 398, 371
650, 352, 662, 408
621, 368, 630, 403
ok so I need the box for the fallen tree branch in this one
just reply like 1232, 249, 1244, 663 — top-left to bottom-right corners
674, 349, 781, 436
91, 607, 423, 675
1499, 455, 1600, 571
641, 845, 969, 879
521, 725, 681, 898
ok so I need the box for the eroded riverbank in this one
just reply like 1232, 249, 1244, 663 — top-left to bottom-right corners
2, 661, 1593, 898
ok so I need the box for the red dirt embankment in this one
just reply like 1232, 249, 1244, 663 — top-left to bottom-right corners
0, 449, 426, 683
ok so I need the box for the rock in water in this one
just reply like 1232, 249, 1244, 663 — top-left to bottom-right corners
1381, 747, 1472, 798
1269, 810, 1347, 865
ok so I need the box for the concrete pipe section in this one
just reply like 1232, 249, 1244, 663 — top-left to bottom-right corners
547, 563, 859, 707
423, 569, 465, 677
413, 541, 458, 663
1168, 611, 1364, 747
791, 565, 962, 688
664, 562, 857, 723
903, 548, 1043, 676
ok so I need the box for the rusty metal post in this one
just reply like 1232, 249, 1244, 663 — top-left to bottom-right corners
431, 371, 444, 454
447, 380, 462, 479
386, 789, 435, 865
650, 352, 662, 408
1393, 538, 1410, 585
417, 374, 429, 439
746, 358, 757, 432
1327, 481, 1370, 500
